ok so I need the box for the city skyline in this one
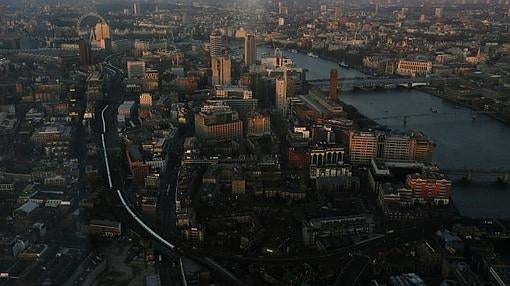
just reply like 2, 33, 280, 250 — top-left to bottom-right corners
0, 0, 509, 285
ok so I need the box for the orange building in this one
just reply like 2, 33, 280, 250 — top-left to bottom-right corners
406, 170, 451, 205
246, 111, 271, 137
348, 130, 433, 164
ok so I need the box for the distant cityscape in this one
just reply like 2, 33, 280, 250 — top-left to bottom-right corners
0, 0, 509, 285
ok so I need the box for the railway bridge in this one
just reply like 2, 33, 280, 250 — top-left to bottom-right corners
307, 76, 432, 90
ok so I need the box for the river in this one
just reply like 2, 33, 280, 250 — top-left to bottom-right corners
258, 46, 510, 219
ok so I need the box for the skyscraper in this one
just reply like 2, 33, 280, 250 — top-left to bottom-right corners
133, 2, 140, 15
94, 22, 111, 50
275, 74, 287, 113
329, 69, 338, 101
434, 7, 443, 18
209, 30, 224, 58
94, 23, 111, 41
244, 34, 256, 66
211, 56, 231, 85
79, 39, 92, 66
335, 6, 342, 19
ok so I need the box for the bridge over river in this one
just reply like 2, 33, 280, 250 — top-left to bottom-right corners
368, 110, 498, 127
307, 76, 432, 90
443, 168, 510, 183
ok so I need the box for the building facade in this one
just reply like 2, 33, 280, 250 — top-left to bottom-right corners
211, 56, 231, 85
406, 170, 452, 205
349, 130, 433, 164
127, 61, 146, 79
396, 60, 433, 76
195, 106, 243, 140
275, 77, 288, 113
209, 31, 224, 58
246, 111, 271, 137
244, 34, 256, 66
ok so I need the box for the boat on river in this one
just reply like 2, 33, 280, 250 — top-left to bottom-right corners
338, 62, 350, 69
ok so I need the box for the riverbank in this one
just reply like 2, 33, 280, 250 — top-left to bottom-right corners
418, 86, 510, 125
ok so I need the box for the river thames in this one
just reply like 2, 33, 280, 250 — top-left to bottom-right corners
258, 47, 510, 219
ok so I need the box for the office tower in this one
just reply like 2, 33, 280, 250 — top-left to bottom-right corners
94, 23, 110, 41
209, 30, 224, 58
194, 105, 243, 140
335, 6, 342, 19
79, 39, 92, 66
329, 69, 338, 100
127, 61, 146, 79
246, 111, 271, 137
278, 1, 288, 15
348, 130, 433, 164
211, 56, 231, 85
94, 22, 111, 50
434, 7, 443, 17
133, 2, 140, 15
275, 74, 288, 113
244, 34, 256, 66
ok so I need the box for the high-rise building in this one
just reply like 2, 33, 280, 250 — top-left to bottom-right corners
211, 56, 231, 85
127, 61, 146, 79
133, 2, 140, 15
244, 34, 256, 66
434, 7, 443, 17
194, 105, 243, 140
86, 71, 103, 103
334, 6, 342, 19
275, 76, 287, 113
79, 39, 92, 66
246, 111, 271, 137
329, 69, 338, 100
94, 23, 110, 41
209, 30, 224, 58
94, 22, 111, 50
